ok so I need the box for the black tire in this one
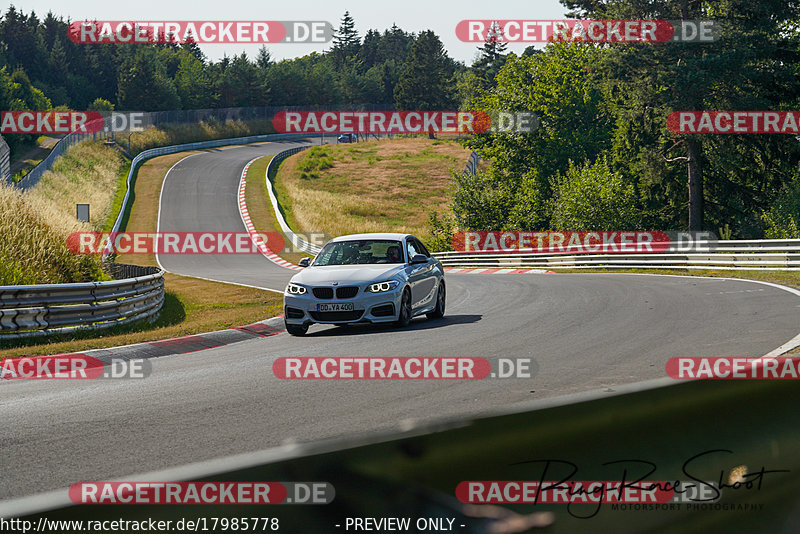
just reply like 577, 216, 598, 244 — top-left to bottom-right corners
396, 288, 412, 327
427, 281, 446, 319
285, 322, 308, 336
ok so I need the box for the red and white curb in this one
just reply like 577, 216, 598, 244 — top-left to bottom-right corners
240, 157, 554, 276
445, 268, 555, 274
238, 157, 302, 270
1, 316, 288, 380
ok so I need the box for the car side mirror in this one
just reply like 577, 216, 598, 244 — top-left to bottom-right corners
410, 254, 428, 265
299, 257, 311, 268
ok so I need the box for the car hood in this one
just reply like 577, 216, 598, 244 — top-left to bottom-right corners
291, 264, 405, 286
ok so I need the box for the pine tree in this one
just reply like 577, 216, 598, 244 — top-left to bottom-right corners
330, 11, 360, 68
394, 30, 456, 131
472, 21, 507, 86
181, 32, 206, 64
256, 46, 273, 69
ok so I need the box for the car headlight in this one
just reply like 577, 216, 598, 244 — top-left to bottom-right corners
286, 283, 307, 295
366, 280, 400, 293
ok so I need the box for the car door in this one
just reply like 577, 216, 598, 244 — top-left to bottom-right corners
412, 238, 438, 309
405, 238, 436, 310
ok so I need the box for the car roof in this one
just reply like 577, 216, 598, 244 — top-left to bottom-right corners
329, 233, 411, 243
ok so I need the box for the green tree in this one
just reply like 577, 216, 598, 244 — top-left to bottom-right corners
377, 24, 414, 63
330, 11, 360, 68
461, 43, 612, 228
563, 0, 800, 232
394, 30, 455, 111
175, 52, 214, 108
256, 46, 273, 70
116, 49, 180, 110
550, 158, 644, 230
358, 29, 380, 70
181, 34, 206, 64
452, 170, 516, 230
472, 22, 508, 86
762, 169, 800, 238
88, 97, 114, 111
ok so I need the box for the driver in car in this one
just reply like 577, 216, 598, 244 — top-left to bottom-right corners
386, 245, 402, 263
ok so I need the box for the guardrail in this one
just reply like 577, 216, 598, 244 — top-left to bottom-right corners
264, 145, 323, 255
265, 146, 485, 257
12, 117, 115, 191
432, 240, 800, 270
0, 134, 10, 183
462, 150, 481, 176
104, 133, 320, 260
0, 264, 164, 340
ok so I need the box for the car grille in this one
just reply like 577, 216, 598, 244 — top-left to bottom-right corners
309, 310, 364, 322
312, 288, 334, 299
336, 286, 358, 299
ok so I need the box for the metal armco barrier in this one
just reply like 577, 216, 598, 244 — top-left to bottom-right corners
267, 147, 485, 257
0, 264, 164, 340
13, 105, 393, 191
462, 150, 481, 176
0, 134, 10, 183
433, 239, 800, 271
104, 133, 320, 260
265, 145, 323, 255
13, 116, 115, 191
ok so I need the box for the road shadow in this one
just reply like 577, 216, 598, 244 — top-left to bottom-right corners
304, 314, 482, 338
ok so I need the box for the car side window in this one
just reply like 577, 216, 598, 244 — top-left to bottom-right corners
406, 239, 420, 262
415, 239, 431, 257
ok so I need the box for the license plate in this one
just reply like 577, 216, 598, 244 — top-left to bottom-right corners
317, 303, 355, 312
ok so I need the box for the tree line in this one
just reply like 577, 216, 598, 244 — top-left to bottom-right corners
0, 9, 466, 154
451, 0, 800, 238
3, 3, 800, 237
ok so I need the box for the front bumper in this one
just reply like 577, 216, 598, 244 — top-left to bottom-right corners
283, 288, 402, 325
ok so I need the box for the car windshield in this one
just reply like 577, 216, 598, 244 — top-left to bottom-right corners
312, 240, 404, 266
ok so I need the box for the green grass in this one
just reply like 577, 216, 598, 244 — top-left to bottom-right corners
123, 119, 277, 155
273, 138, 470, 239
102, 159, 133, 233
0, 141, 129, 286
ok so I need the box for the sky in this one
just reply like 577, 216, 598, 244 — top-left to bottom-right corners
8, 0, 569, 65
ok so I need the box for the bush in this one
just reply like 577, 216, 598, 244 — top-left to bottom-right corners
88, 98, 114, 111
762, 170, 800, 238
550, 158, 644, 231
425, 211, 456, 251
452, 169, 515, 230
296, 146, 334, 174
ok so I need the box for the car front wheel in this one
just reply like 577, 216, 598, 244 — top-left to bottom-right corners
396, 289, 412, 327
285, 321, 309, 336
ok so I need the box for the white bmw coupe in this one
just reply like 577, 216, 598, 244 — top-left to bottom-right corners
283, 233, 445, 336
